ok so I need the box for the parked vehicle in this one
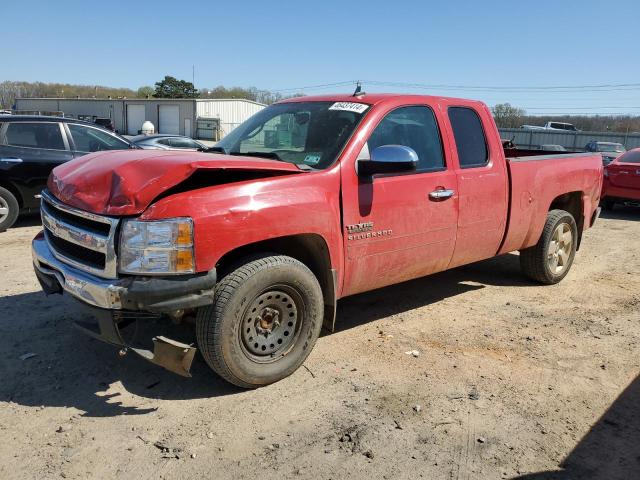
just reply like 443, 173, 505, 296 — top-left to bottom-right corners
94, 118, 115, 131
585, 141, 626, 165
601, 148, 640, 209
0, 115, 135, 231
31, 94, 603, 387
130, 134, 206, 151
522, 122, 578, 132
540, 144, 567, 152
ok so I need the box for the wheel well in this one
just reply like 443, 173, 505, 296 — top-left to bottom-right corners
0, 179, 23, 208
549, 191, 584, 249
215, 234, 337, 330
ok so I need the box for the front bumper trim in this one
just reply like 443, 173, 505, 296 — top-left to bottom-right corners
32, 233, 216, 312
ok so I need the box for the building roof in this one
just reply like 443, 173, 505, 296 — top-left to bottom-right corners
16, 97, 265, 106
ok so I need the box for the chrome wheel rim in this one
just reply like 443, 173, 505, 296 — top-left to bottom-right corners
547, 223, 573, 274
0, 197, 9, 223
240, 285, 303, 363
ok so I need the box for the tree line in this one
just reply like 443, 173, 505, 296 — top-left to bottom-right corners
0, 77, 302, 110
492, 103, 640, 133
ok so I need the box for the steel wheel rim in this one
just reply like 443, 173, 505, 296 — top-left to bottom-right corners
547, 223, 573, 274
0, 197, 9, 223
239, 284, 304, 363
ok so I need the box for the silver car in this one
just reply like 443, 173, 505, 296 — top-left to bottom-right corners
130, 134, 206, 151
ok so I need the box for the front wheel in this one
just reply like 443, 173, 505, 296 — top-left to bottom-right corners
520, 209, 578, 285
196, 255, 324, 388
0, 187, 19, 232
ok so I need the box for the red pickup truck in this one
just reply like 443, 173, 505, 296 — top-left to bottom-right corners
32, 94, 603, 387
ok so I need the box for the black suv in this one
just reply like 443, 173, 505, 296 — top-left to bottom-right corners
0, 116, 135, 231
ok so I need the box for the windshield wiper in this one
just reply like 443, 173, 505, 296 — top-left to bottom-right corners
229, 151, 282, 161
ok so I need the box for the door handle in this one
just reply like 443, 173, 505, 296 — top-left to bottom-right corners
429, 189, 455, 200
0, 158, 23, 163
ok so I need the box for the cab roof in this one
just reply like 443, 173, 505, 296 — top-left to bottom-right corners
278, 92, 487, 108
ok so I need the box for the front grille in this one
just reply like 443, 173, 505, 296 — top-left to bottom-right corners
41, 190, 119, 278
45, 230, 106, 269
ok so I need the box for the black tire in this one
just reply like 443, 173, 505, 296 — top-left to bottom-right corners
601, 198, 615, 211
0, 187, 19, 232
520, 209, 578, 285
196, 255, 324, 388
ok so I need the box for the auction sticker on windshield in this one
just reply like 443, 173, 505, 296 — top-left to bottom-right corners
328, 102, 369, 114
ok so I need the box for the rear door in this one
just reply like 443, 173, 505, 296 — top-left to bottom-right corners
341, 103, 459, 296
444, 104, 509, 268
0, 121, 72, 208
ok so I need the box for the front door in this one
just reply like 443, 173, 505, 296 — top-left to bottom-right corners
341, 104, 459, 296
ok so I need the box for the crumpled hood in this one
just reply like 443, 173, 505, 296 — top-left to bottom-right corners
48, 150, 301, 215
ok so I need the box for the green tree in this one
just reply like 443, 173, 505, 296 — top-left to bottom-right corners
153, 76, 198, 98
492, 103, 526, 128
136, 86, 155, 98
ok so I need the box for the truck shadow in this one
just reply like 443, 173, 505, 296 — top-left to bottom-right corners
513, 373, 640, 479
0, 292, 241, 418
333, 252, 531, 333
600, 204, 639, 221
0, 253, 530, 417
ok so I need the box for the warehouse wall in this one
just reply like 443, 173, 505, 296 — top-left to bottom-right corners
196, 99, 265, 137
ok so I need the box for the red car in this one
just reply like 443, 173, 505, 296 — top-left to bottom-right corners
602, 148, 640, 209
32, 93, 603, 387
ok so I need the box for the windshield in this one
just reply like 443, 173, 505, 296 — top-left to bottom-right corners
598, 143, 625, 153
216, 101, 368, 169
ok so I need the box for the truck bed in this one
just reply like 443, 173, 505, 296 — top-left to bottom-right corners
498, 151, 603, 255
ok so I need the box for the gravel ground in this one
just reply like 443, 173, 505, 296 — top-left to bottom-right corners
0, 208, 639, 480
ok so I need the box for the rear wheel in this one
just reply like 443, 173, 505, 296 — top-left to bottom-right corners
196, 255, 324, 388
520, 209, 578, 284
0, 187, 19, 232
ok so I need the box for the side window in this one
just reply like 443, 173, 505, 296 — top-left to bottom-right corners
5, 122, 65, 150
169, 137, 199, 148
448, 107, 489, 168
157, 138, 172, 146
68, 124, 129, 152
366, 106, 445, 172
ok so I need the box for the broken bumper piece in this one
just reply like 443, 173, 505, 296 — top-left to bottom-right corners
74, 309, 196, 377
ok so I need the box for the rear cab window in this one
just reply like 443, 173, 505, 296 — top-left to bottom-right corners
4, 122, 66, 150
447, 107, 489, 168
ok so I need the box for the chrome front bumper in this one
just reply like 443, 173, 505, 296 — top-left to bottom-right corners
33, 233, 127, 309
32, 232, 217, 313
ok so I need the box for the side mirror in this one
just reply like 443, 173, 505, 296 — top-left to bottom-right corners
357, 145, 418, 177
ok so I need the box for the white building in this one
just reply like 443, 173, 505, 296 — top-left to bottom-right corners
13, 97, 265, 140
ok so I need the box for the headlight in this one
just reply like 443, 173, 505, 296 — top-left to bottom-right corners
119, 218, 195, 275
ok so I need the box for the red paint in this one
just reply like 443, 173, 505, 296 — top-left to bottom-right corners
602, 148, 640, 202
47, 94, 603, 300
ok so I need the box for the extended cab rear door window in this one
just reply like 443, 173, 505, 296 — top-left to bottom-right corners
366, 105, 445, 172
5, 122, 66, 150
448, 107, 488, 168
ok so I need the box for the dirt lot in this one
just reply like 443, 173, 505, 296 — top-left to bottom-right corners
1, 209, 639, 480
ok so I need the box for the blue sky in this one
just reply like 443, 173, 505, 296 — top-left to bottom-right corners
3, 0, 640, 114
